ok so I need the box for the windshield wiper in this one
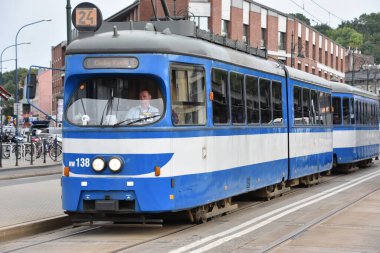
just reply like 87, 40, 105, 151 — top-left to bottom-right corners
113, 114, 160, 127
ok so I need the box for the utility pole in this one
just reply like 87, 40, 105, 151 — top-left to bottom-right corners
66, 0, 72, 44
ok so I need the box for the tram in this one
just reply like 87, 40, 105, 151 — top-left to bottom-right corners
61, 3, 333, 222
331, 82, 379, 170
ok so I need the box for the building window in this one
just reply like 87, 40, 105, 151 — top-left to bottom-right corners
336, 56, 338, 70
325, 51, 328, 65
191, 16, 209, 31
221, 20, 229, 37
305, 65, 309, 73
243, 24, 249, 44
305, 41, 309, 58
278, 32, 286, 50
319, 48, 322, 62
298, 62, 301, 70
312, 68, 315, 75
261, 28, 266, 48
330, 54, 333, 68
312, 45, 316, 60
340, 59, 343, 72
298, 37, 302, 55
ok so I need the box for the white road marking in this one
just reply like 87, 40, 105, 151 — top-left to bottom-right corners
170, 170, 380, 253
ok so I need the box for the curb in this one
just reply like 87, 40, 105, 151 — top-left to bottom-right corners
0, 163, 61, 172
0, 170, 61, 180
0, 215, 72, 243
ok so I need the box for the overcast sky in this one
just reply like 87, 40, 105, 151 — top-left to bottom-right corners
1, 0, 379, 73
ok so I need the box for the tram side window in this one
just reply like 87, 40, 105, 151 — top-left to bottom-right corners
302, 88, 310, 125
350, 98, 355, 124
272, 81, 282, 124
230, 72, 245, 124
310, 90, 319, 125
342, 98, 350, 125
293, 86, 303, 125
326, 94, 332, 126
259, 79, 272, 124
332, 97, 342, 125
319, 92, 326, 126
171, 64, 206, 126
246, 75, 259, 124
355, 100, 359, 124
212, 69, 230, 124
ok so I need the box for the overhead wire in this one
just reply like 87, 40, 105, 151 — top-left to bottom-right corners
309, 0, 345, 22
288, 0, 324, 24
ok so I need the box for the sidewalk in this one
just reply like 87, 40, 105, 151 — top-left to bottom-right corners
0, 156, 62, 171
0, 155, 62, 180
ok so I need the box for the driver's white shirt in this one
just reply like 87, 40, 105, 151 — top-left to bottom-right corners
126, 105, 159, 119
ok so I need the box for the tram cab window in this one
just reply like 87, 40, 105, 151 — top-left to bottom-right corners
343, 98, 350, 125
293, 86, 303, 125
246, 76, 259, 124
171, 64, 206, 126
212, 69, 230, 124
259, 79, 271, 124
272, 81, 282, 124
66, 77, 164, 126
332, 97, 342, 125
230, 72, 245, 124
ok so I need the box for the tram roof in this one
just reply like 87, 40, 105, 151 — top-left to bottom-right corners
67, 24, 284, 76
330, 81, 378, 100
67, 21, 331, 89
287, 67, 331, 89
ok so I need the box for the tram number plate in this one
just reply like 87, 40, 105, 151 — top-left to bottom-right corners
76, 8, 97, 27
69, 158, 90, 167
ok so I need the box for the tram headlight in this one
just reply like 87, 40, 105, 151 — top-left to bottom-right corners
109, 157, 123, 173
92, 157, 106, 172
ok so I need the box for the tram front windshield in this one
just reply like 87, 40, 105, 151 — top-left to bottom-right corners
66, 77, 164, 126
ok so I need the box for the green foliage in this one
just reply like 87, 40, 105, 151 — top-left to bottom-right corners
0, 68, 34, 116
290, 13, 311, 25
313, 23, 333, 36
339, 13, 380, 63
327, 27, 364, 48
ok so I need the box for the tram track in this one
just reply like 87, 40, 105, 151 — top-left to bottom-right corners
1, 167, 373, 253
256, 185, 380, 253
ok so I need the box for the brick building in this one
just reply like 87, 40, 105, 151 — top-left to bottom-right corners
32, 69, 53, 119
106, 0, 346, 81
51, 41, 66, 116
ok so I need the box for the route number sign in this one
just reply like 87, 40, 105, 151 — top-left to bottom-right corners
72, 2, 103, 32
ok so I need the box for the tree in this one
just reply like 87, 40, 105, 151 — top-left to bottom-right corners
313, 23, 332, 36
0, 68, 31, 117
290, 13, 310, 25
339, 12, 380, 63
327, 27, 364, 48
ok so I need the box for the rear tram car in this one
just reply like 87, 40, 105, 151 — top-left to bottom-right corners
62, 3, 333, 222
331, 82, 379, 171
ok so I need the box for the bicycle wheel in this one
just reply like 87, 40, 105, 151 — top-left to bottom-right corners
12, 145, 22, 159
49, 145, 62, 162
2, 145, 10, 159
25, 145, 36, 161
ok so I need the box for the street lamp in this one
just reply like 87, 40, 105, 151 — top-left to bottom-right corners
0, 42, 30, 85
290, 31, 305, 68
14, 19, 51, 166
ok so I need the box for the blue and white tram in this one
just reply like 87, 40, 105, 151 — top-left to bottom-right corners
331, 82, 379, 169
61, 10, 333, 221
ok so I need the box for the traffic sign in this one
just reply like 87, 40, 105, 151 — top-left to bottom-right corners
13, 103, 22, 116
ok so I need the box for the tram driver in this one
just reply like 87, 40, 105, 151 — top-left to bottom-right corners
126, 89, 160, 123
